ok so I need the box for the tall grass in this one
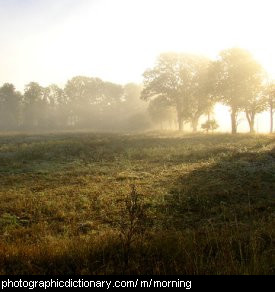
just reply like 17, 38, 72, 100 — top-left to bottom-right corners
0, 132, 274, 274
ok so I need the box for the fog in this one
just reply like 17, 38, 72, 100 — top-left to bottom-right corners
0, 0, 274, 134
1, 1, 275, 277
0, 69, 274, 134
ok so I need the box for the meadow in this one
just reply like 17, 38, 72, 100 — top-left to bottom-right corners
0, 131, 274, 274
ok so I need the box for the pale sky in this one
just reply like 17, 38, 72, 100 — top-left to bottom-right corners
1, 0, 275, 92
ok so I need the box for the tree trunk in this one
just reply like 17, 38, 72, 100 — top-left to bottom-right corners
178, 114, 184, 131
245, 111, 255, 134
231, 108, 237, 134
207, 110, 211, 122
191, 118, 198, 132
250, 120, 255, 133
249, 118, 255, 133
270, 101, 273, 134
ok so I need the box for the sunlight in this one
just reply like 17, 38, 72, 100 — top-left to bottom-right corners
0, 0, 275, 277
14, 0, 274, 88
0, 0, 274, 132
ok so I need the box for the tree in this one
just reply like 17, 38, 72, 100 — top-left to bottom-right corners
65, 76, 124, 129
43, 84, 68, 128
213, 48, 265, 134
119, 83, 149, 131
201, 119, 219, 133
265, 82, 275, 133
187, 61, 215, 132
141, 52, 211, 131
97, 81, 124, 130
243, 90, 266, 133
65, 76, 102, 127
148, 96, 176, 129
242, 64, 266, 133
23, 82, 45, 129
122, 83, 146, 117
0, 83, 22, 130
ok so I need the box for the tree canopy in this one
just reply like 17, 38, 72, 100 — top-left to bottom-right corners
142, 53, 215, 131
213, 48, 265, 133
0, 47, 272, 134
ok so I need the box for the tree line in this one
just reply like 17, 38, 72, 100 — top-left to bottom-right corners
0, 78, 148, 132
0, 47, 274, 133
142, 48, 275, 134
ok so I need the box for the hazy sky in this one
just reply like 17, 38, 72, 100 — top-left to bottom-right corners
1, 0, 275, 91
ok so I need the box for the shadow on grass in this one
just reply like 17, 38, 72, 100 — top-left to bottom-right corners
0, 133, 274, 274
1, 133, 273, 173
162, 147, 275, 229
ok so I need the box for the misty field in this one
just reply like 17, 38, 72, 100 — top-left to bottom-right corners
0, 131, 274, 275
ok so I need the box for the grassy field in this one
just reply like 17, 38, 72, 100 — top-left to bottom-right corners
0, 131, 274, 274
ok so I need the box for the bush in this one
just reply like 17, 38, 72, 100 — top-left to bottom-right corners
201, 119, 219, 133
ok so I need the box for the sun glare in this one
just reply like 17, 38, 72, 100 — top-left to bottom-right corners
56, 0, 274, 84
1, 0, 274, 88
0, 0, 274, 131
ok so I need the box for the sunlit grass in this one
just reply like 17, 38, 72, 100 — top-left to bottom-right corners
0, 131, 274, 274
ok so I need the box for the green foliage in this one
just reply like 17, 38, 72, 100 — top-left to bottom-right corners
201, 119, 219, 132
0, 48, 272, 134
0, 213, 20, 233
0, 79, 147, 132
23, 82, 47, 129
0, 83, 22, 130
64, 76, 124, 128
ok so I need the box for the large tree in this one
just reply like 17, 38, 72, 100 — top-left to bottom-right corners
187, 61, 216, 132
242, 65, 266, 133
64, 76, 102, 127
243, 90, 266, 133
266, 82, 275, 133
97, 81, 124, 130
148, 95, 176, 130
141, 52, 211, 131
64, 76, 124, 129
0, 83, 22, 130
122, 83, 145, 116
213, 48, 265, 134
43, 84, 68, 128
23, 82, 45, 129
